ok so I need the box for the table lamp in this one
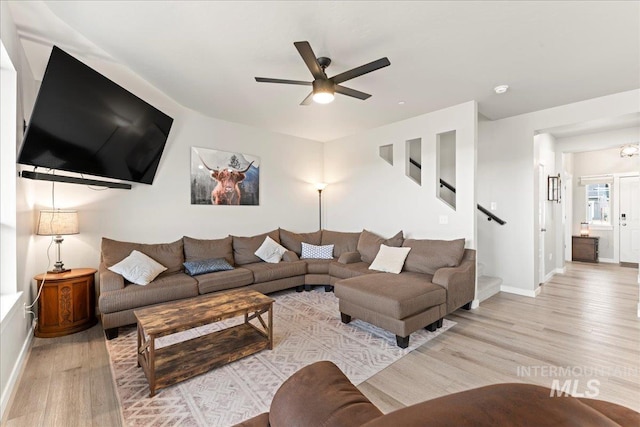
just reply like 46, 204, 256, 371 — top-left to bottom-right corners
37, 209, 79, 273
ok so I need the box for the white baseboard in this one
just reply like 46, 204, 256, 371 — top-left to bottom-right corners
0, 322, 34, 418
599, 258, 616, 264
554, 267, 566, 275
471, 299, 480, 309
500, 285, 538, 298
543, 271, 554, 283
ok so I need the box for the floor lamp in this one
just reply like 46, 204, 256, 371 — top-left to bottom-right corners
315, 183, 327, 230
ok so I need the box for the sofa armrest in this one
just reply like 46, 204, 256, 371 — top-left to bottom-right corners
268, 361, 383, 427
282, 250, 300, 262
432, 258, 475, 313
338, 251, 361, 264
99, 262, 125, 293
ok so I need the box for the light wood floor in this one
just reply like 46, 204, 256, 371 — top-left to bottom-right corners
3, 262, 639, 426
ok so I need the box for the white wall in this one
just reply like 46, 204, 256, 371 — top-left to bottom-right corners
24, 107, 324, 275
324, 101, 477, 247
478, 90, 640, 296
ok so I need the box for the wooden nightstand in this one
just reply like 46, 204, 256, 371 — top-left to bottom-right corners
34, 268, 97, 338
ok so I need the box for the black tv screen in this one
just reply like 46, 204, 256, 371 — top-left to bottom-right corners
17, 46, 173, 184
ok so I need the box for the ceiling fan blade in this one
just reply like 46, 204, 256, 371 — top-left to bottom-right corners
335, 85, 371, 100
300, 92, 314, 106
331, 57, 391, 84
294, 41, 325, 80
255, 77, 312, 86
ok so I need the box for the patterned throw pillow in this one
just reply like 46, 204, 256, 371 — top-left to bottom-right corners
183, 258, 234, 276
300, 242, 334, 259
108, 250, 167, 285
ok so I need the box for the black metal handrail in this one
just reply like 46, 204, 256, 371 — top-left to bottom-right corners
408, 158, 506, 225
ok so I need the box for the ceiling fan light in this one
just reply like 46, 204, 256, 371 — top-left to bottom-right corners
312, 79, 335, 104
313, 91, 335, 104
620, 144, 639, 157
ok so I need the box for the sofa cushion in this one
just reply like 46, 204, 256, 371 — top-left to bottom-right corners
243, 261, 307, 283
183, 257, 234, 276
329, 261, 378, 280
99, 272, 198, 314
269, 361, 383, 427
334, 272, 444, 319
232, 230, 281, 265
368, 245, 411, 274
321, 230, 361, 257
402, 238, 465, 274
108, 250, 167, 285
304, 258, 333, 274
195, 268, 254, 295
183, 235, 234, 265
357, 230, 404, 264
101, 237, 184, 276
279, 229, 322, 255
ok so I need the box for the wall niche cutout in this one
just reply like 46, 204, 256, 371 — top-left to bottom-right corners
405, 138, 421, 185
437, 130, 456, 210
379, 144, 393, 165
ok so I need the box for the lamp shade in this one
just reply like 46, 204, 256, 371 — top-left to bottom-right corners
37, 210, 79, 236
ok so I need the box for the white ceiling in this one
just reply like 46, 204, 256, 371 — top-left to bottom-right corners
7, 1, 640, 142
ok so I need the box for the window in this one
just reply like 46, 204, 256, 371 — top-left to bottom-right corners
586, 183, 610, 226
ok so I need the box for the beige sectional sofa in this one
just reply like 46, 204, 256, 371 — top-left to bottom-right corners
98, 228, 475, 346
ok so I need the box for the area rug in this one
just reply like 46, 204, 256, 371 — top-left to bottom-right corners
105, 288, 455, 426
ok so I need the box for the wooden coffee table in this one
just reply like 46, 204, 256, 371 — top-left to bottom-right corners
134, 289, 274, 397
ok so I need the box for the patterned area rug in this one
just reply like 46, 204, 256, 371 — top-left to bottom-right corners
105, 288, 455, 426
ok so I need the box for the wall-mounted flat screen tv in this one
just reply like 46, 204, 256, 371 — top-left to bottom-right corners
17, 46, 174, 185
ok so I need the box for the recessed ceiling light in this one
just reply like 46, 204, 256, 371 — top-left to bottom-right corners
494, 85, 509, 94
398, 101, 405, 105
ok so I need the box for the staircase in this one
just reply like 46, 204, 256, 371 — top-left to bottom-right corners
477, 262, 502, 303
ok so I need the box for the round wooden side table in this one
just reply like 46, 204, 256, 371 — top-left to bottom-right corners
34, 268, 98, 338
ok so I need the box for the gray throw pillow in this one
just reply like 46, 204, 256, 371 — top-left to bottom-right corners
183, 258, 234, 276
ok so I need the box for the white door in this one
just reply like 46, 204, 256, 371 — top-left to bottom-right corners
620, 176, 640, 264
538, 164, 546, 283
564, 174, 573, 262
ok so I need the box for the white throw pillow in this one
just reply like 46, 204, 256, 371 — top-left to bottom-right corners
108, 250, 167, 285
369, 244, 412, 274
254, 236, 287, 263
300, 242, 334, 259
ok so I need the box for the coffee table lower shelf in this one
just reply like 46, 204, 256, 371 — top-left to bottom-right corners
138, 323, 270, 396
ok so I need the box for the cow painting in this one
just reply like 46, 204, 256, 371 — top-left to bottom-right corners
190, 148, 260, 206
199, 155, 254, 205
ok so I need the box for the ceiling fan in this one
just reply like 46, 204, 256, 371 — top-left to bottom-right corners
255, 41, 390, 105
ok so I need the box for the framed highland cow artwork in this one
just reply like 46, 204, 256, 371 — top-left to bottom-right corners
190, 147, 260, 205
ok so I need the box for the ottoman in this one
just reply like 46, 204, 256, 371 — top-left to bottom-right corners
334, 272, 447, 348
